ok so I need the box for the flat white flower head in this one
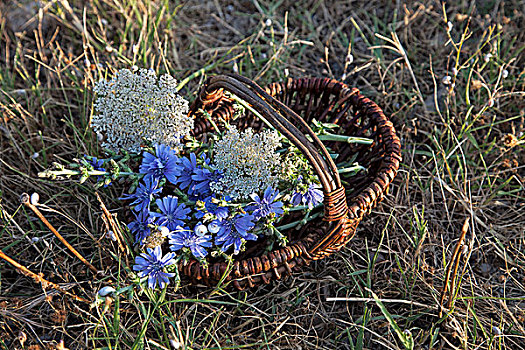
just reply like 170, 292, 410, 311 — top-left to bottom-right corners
211, 126, 282, 199
91, 68, 192, 153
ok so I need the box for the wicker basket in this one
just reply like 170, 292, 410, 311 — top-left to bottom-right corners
181, 74, 401, 289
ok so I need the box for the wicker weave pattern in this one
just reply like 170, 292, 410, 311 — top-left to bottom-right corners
184, 74, 401, 289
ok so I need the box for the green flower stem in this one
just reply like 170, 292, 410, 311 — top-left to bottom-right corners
276, 211, 323, 231
115, 283, 138, 296
317, 133, 374, 144
203, 110, 222, 135
269, 225, 288, 246
175, 62, 218, 92
287, 204, 323, 212
229, 94, 275, 131
338, 165, 366, 174
38, 168, 138, 178
172, 188, 194, 206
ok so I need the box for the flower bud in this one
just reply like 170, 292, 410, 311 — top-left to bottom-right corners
30, 193, 40, 205
195, 224, 208, 236
98, 286, 116, 297
208, 221, 220, 234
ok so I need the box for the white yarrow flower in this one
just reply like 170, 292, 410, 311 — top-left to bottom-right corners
91, 68, 192, 153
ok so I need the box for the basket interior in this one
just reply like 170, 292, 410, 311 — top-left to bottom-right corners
192, 78, 393, 260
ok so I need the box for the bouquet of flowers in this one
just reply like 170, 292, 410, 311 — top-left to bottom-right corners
40, 68, 398, 291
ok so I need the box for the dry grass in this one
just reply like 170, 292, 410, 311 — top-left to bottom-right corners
1, 0, 524, 349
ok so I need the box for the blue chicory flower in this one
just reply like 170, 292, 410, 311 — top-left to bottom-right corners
191, 167, 222, 197
291, 183, 324, 210
139, 144, 180, 184
128, 211, 155, 244
249, 186, 284, 219
173, 153, 198, 193
133, 246, 176, 289
150, 196, 191, 231
86, 156, 105, 173
214, 213, 257, 255
174, 153, 220, 198
85, 156, 109, 186
120, 178, 163, 212
195, 196, 229, 220
169, 225, 212, 259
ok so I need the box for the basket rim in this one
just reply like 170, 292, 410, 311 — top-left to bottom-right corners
183, 75, 401, 288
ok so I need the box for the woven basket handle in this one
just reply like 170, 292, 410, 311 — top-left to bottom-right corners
189, 74, 350, 225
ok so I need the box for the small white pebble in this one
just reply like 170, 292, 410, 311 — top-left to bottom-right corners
492, 325, 502, 335
31, 237, 40, 243
31, 152, 39, 159
442, 75, 452, 85
98, 286, 116, 297
105, 45, 113, 53
484, 53, 492, 62
502, 69, 508, 79
265, 18, 272, 27
447, 21, 453, 32
261, 52, 267, 59
30, 193, 39, 205
100, 18, 108, 26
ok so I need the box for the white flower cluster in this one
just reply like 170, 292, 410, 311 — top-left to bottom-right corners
281, 149, 310, 180
91, 68, 192, 153
211, 126, 282, 199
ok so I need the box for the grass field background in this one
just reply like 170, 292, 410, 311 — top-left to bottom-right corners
0, 0, 524, 349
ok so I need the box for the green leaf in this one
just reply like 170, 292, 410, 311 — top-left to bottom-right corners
369, 289, 414, 350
